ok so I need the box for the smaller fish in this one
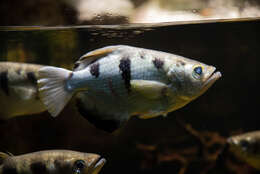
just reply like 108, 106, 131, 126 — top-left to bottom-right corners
227, 131, 260, 170
0, 62, 46, 120
0, 150, 106, 174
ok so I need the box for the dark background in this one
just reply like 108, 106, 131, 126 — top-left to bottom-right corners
0, 0, 260, 174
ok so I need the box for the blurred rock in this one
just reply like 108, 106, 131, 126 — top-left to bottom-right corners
70, 0, 134, 24
0, 0, 78, 25
1, 0, 260, 25
130, 0, 260, 23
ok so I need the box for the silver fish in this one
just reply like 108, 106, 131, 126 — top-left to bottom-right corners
0, 62, 46, 120
0, 150, 106, 174
37, 45, 222, 132
227, 131, 260, 170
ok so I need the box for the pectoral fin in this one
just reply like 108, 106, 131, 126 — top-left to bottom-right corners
130, 80, 170, 99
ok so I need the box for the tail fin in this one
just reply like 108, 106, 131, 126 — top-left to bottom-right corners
0, 152, 11, 164
37, 66, 74, 117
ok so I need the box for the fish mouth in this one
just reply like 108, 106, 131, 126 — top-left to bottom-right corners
89, 156, 106, 174
201, 67, 222, 93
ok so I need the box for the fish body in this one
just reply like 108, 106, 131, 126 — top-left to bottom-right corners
0, 62, 46, 120
37, 45, 221, 132
227, 131, 260, 170
0, 150, 105, 174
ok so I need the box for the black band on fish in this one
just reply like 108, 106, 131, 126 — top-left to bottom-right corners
30, 162, 47, 174
0, 71, 9, 96
27, 72, 37, 84
152, 58, 164, 69
108, 79, 119, 97
90, 63, 100, 78
177, 60, 186, 66
119, 57, 131, 93
139, 51, 145, 59
16, 69, 21, 75
2, 166, 18, 174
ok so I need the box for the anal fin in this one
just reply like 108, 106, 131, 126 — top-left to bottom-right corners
139, 114, 160, 119
76, 99, 125, 133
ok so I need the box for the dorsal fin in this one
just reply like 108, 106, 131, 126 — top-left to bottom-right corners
73, 45, 123, 71
0, 152, 12, 164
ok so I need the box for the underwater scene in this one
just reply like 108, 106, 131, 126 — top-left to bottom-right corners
0, 0, 260, 174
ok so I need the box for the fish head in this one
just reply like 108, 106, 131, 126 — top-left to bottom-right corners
167, 58, 221, 103
227, 131, 260, 169
59, 152, 106, 174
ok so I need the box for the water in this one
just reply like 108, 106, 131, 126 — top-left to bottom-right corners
0, 18, 260, 174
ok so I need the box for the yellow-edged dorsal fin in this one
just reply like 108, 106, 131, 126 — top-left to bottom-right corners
130, 80, 170, 99
74, 46, 121, 71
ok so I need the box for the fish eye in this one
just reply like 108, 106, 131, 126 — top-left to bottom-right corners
240, 140, 250, 151
194, 66, 202, 75
73, 160, 86, 174
192, 66, 203, 79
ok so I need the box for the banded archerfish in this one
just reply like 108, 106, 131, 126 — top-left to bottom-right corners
228, 131, 260, 170
37, 45, 222, 132
0, 62, 45, 120
0, 150, 106, 174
